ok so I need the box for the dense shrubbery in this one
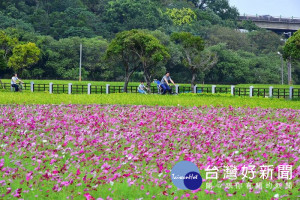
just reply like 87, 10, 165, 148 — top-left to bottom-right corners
0, 0, 299, 84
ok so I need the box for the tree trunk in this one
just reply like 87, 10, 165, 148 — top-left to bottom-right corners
123, 62, 138, 93
144, 74, 152, 93
191, 71, 197, 91
123, 76, 129, 93
143, 66, 152, 93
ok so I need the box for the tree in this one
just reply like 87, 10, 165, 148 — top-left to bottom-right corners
283, 30, 300, 60
130, 30, 170, 90
248, 30, 283, 54
101, 0, 165, 35
283, 30, 300, 84
106, 30, 141, 92
106, 29, 170, 92
206, 44, 281, 84
44, 36, 109, 80
0, 30, 18, 61
8, 42, 40, 73
207, 25, 252, 51
171, 32, 217, 88
206, 43, 251, 84
165, 8, 197, 26
0, 30, 18, 73
81, 37, 109, 80
189, 0, 239, 20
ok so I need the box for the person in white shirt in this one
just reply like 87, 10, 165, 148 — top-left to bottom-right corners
138, 81, 147, 94
11, 74, 20, 92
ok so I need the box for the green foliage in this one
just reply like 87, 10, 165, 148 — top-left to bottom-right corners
195, 9, 222, 25
0, 30, 18, 59
45, 36, 109, 80
0, 30, 41, 74
8, 42, 40, 72
171, 32, 215, 87
206, 0, 239, 20
190, 0, 239, 20
0, 0, 296, 84
101, 0, 165, 36
165, 8, 197, 26
206, 25, 252, 51
248, 30, 283, 54
207, 44, 282, 84
106, 29, 142, 91
0, 12, 34, 32
171, 32, 204, 51
238, 20, 260, 31
0, 51, 7, 70
106, 29, 170, 90
283, 30, 300, 60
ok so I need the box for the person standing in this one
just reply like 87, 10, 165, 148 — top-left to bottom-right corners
11, 74, 20, 92
160, 72, 175, 95
138, 81, 147, 94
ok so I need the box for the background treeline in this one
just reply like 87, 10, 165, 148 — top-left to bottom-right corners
0, 0, 299, 84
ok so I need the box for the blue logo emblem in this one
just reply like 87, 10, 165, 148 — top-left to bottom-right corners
171, 161, 202, 190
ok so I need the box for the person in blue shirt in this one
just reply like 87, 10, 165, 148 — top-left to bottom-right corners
161, 72, 175, 94
138, 81, 147, 94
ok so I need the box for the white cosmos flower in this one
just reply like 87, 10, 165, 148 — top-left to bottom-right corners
110, 181, 114, 186
274, 194, 279, 198
42, 140, 47, 143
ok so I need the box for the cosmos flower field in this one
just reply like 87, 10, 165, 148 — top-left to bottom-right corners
0, 104, 299, 199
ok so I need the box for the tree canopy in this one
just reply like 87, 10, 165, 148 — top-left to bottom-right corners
283, 30, 300, 60
106, 29, 170, 91
0, 0, 298, 84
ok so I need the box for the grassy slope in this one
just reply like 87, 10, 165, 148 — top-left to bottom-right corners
0, 92, 299, 109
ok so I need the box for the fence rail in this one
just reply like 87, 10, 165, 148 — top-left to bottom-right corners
1, 82, 300, 99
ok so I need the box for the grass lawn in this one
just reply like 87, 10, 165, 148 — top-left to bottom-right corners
0, 92, 299, 109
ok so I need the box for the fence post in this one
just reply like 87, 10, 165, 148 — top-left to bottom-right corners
269, 86, 273, 98
249, 86, 253, 97
212, 85, 216, 94
68, 83, 72, 94
231, 85, 235, 96
30, 81, 34, 92
87, 83, 91, 95
289, 86, 294, 99
175, 84, 179, 94
49, 82, 53, 94
106, 84, 110, 94
193, 85, 197, 93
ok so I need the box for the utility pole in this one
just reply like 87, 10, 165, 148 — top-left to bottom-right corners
287, 56, 292, 85
79, 43, 82, 82
283, 32, 293, 85
277, 52, 284, 85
